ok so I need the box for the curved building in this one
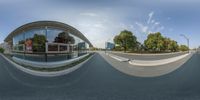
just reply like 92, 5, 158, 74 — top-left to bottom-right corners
4, 21, 92, 67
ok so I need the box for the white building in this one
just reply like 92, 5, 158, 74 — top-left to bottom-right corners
0, 42, 11, 54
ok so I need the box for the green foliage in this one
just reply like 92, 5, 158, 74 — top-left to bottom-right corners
33, 34, 46, 52
0, 47, 5, 53
179, 45, 189, 51
144, 32, 165, 52
56, 32, 75, 44
163, 38, 179, 52
170, 40, 179, 52
114, 30, 139, 52
144, 32, 179, 53
113, 30, 188, 53
113, 46, 123, 51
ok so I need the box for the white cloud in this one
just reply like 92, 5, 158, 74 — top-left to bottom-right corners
156, 26, 165, 32
147, 11, 154, 24
135, 11, 165, 35
135, 22, 148, 34
155, 22, 160, 25
72, 13, 134, 48
80, 12, 98, 17
151, 20, 155, 24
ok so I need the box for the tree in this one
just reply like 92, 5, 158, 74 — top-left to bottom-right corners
170, 40, 179, 52
33, 34, 46, 52
179, 45, 189, 51
55, 32, 75, 44
163, 38, 171, 51
144, 32, 165, 52
0, 47, 4, 53
144, 32, 179, 52
163, 38, 179, 52
114, 30, 139, 52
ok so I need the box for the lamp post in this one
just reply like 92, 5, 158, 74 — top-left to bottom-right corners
180, 34, 190, 53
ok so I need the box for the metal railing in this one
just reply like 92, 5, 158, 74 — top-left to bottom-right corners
12, 44, 25, 53
46, 43, 74, 53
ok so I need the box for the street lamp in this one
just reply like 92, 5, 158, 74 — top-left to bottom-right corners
180, 34, 190, 53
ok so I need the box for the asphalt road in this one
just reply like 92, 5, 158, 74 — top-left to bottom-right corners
0, 52, 200, 100
109, 52, 188, 60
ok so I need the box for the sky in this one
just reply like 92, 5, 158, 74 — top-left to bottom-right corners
0, 0, 200, 48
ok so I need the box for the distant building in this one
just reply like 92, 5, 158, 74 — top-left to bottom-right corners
0, 42, 11, 54
105, 42, 115, 50
197, 46, 200, 53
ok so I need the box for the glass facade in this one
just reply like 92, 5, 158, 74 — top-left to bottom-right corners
13, 33, 25, 51
12, 27, 89, 62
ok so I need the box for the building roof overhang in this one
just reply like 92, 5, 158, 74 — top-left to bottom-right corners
4, 21, 93, 47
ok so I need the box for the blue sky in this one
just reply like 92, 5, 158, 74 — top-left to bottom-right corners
0, 0, 200, 48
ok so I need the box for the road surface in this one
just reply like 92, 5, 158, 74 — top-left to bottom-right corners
0, 52, 200, 100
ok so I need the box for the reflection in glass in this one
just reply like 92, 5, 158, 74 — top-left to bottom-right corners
12, 27, 90, 62
13, 33, 25, 51
24, 29, 46, 62
25, 29, 46, 52
54, 32, 75, 44
60, 45, 68, 51
48, 44, 58, 51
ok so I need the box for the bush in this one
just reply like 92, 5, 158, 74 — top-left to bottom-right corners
179, 45, 189, 51
0, 47, 5, 53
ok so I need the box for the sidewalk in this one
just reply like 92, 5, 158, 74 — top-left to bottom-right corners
100, 51, 194, 77
0, 53, 94, 77
129, 53, 192, 66
109, 51, 188, 56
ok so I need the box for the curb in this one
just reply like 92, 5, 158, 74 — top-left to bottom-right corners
106, 53, 129, 62
0, 53, 94, 77
12, 54, 89, 68
111, 51, 188, 56
100, 52, 194, 77
129, 53, 192, 66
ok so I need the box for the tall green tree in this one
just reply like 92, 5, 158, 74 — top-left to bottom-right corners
170, 40, 179, 52
179, 45, 189, 51
144, 32, 180, 52
33, 34, 46, 52
144, 32, 165, 52
0, 47, 4, 53
114, 30, 139, 52
163, 38, 179, 52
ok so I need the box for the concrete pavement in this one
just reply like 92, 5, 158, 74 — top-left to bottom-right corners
1, 53, 93, 77
109, 51, 188, 60
1, 52, 200, 100
129, 53, 191, 66
102, 51, 193, 77
106, 53, 130, 62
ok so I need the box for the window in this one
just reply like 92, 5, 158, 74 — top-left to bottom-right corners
13, 33, 25, 52
12, 27, 89, 62
46, 28, 75, 53
24, 29, 46, 62
25, 29, 46, 53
